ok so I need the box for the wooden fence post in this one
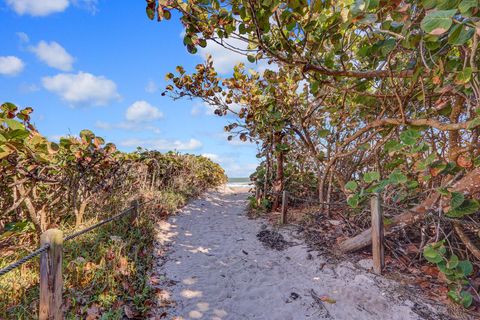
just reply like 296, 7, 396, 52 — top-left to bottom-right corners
280, 191, 288, 224
371, 193, 385, 275
255, 188, 261, 206
39, 228, 63, 320
131, 199, 139, 226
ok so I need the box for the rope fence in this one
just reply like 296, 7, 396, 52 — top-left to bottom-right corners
0, 244, 50, 277
0, 198, 154, 319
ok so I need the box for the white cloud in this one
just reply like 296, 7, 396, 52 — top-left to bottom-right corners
190, 104, 203, 116
200, 152, 257, 176
42, 71, 120, 106
16, 32, 30, 43
120, 138, 202, 151
145, 80, 158, 93
192, 101, 242, 117
19, 83, 40, 93
30, 41, 75, 71
224, 162, 258, 177
125, 100, 163, 122
201, 153, 220, 161
48, 134, 67, 142
71, 0, 98, 14
196, 37, 276, 75
0, 56, 25, 76
216, 132, 256, 147
197, 38, 248, 74
6, 0, 98, 16
6, 0, 69, 16
95, 101, 162, 133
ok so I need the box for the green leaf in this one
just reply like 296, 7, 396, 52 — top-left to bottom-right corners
310, 81, 320, 94
247, 55, 256, 63
347, 194, 360, 208
146, 5, 155, 20
447, 199, 480, 218
423, 246, 443, 263
345, 181, 358, 192
422, 0, 437, 9
434, 0, 460, 10
446, 254, 459, 269
385, 140, 403, 153
0, 146, 13, 159
358, 13, 377, 25
460, 291, 473, 308
456, 67, 472, 84
467, 117, 480, 130
458, 260, 473, 276
420, 9, 457, 35
163, 10, 171, 20
318, 129, 329, 138
187, 44, 197, 54
417, 153, 436, 171
459, 0, 478, 14
448, 24, 474, 46
450, 192, 465, 209
363, 171, 380, 183
4, 118, 25, 130
448, 290, 461, 302
7, 129, 29, 140
437, 187, 450, 196
79, 129, 94, 142
198, 39, 207, 48
388, 170, 408, 184
400, 129, 421, 145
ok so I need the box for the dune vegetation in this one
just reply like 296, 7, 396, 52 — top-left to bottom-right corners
0, 102, 226, 318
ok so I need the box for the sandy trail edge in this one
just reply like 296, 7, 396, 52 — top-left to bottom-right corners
150, 188, 443, 320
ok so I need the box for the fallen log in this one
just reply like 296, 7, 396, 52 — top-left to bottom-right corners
338, 168, 480, 253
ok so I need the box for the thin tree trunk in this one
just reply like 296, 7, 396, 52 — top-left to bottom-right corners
272, 132, 284, 211
75, 200, 89, 227
326, 169, 334, 217
17, 183, 42, 233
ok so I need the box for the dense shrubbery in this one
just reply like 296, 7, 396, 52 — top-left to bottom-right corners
0, 102, 226, 318
150, 0, 480, 309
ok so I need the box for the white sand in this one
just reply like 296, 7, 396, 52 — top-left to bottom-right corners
151, 189, 443, 320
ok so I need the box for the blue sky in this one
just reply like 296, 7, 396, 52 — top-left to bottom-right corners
0, 0, 261, 177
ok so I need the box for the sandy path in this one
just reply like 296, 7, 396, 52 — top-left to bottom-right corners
152, 189, 439, 320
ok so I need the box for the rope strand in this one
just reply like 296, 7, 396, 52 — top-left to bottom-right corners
0, 198, 155, 277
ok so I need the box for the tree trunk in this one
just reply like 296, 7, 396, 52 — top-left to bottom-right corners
264, 152, 270, 200
272, 132, 284, 211
75, 200, 89, 227
339, 167, 480, 252
326, 170, 334, 217
17, 183, 42, 233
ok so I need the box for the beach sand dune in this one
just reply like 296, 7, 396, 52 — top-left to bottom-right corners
151, 189, 442, 320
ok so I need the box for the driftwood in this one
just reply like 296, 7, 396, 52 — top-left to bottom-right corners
339, 168, 480, 253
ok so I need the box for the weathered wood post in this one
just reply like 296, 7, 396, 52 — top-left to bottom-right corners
280, 191, 288, 224
371, 193, 385, 275
131, 199, 139, 226
39, 228, 64, 320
